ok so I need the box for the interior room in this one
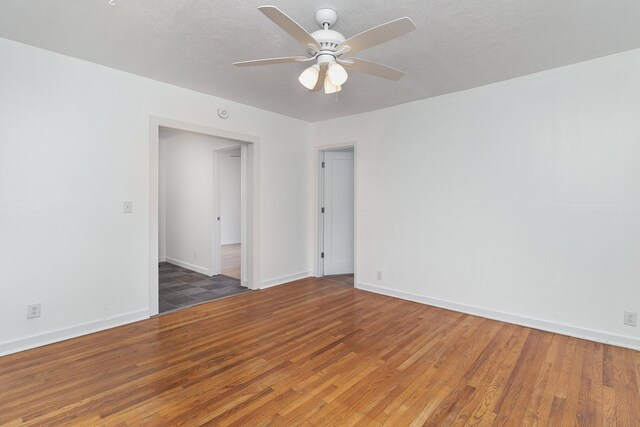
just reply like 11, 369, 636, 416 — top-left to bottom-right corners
158, 128, 248, 313
1, 1, 640, 424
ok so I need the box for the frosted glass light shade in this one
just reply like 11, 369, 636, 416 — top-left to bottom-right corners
327, 63, 348, 86
324, 76, 342, 94
298, 64, 320, 89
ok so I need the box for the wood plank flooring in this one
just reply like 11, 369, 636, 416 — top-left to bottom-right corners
221, 243, 240, 280
323, 273, 355, 287
1, 277, 639, 426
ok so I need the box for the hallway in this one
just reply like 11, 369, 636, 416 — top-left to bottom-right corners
158, 262, 247, 313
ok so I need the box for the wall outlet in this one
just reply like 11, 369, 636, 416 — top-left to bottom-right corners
27, 303, 41, 319
123, 201, 133, 213
624, 311, 637, 327
377, 271, 382, 280
194, 251, 198, 259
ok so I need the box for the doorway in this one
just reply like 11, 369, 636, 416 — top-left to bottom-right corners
318, 147, 355, 286
216, 147, 242, 280
149, 117, 259, 316
157, 129, 248, 313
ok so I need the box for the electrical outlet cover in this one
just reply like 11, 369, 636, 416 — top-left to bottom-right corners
27, 303, 41, 319
624, 311, 637, 327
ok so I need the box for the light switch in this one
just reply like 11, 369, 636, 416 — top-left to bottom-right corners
123, 201, 133, 213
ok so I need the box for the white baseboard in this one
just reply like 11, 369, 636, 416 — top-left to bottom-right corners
158, 256, 166, 263
357, 282, 640, 351
260, 271, 312, 289
0, 309, 149, 357
164, 257, 212, 276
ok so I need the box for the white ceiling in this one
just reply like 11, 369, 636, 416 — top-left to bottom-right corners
2, 1, 640, 121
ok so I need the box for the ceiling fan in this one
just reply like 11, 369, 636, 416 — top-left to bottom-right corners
233, 6, 416, 94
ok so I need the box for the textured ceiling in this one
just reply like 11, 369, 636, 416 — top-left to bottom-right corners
2, 1, 640, 121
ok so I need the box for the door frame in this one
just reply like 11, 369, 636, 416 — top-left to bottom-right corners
314, 142, 358, 283
214, 146, 245, 282
149, 117, 259, 316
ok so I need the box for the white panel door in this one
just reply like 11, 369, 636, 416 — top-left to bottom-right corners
322, 150, 354, 275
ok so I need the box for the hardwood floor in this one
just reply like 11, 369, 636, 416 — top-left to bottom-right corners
1, 277, 639, 426
323, 273, 354, 286
221, 243, 240, 279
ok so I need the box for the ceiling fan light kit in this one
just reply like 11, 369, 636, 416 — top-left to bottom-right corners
298, 64, 320, 89
324, 77, 341, 94
234, 6, 416, 95
327, 63, 348, 86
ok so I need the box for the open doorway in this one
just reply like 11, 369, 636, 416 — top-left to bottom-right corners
216, 147, 242, 280
156, 127, 249, 314
318, 147, 355, 286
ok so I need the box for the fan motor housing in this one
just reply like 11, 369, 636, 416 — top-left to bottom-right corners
317, 53, 336, 67
311, 29, 345, 51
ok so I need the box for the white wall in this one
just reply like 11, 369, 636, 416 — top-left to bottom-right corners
309, 48, 640, 349
2, 35, 639, 355
0, 38, 311, 355
219, 148, 242, 245
158, 132, 239, 274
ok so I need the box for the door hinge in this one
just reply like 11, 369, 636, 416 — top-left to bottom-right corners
321, 252, 324, 258
321, 207, 325, 213
321, 161, 325, 168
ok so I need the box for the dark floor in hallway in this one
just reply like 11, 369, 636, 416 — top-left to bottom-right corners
324, 273, 354, 286
159, 262, 248, 313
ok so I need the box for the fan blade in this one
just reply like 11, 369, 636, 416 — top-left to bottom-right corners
259, 6, 319, 50
338, 17, 416, 55
310, 64, 327, 92
233, 56, 307, 67
343, 58, 405, 80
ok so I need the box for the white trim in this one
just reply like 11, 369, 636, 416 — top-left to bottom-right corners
314, 142, 358, 284
318, 151, 325, 277
239, 143, 251, 288
212, 149, 222, 276
151, 117, 259, 144
149, 116, 261, 317
260, 272, 312, 289
163, 257, 212, 276
0, 310, 149, 357
356, 282, 640, 351
158, 256, 166, 263
213, 146, 245, 279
